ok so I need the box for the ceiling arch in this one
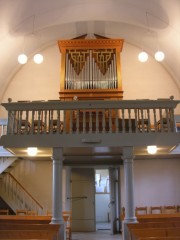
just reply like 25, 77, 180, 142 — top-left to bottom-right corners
0, 0, 180, 101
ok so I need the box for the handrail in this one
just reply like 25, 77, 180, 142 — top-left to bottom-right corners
1, 98, 180, 135
8, 173, 43, 210
0, 172, 43, 214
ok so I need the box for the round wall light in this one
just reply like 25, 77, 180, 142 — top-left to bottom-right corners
154, 51, 165, 62
138, 51, 148, 62
33, 54, 44, 64
18, 54, 28, 64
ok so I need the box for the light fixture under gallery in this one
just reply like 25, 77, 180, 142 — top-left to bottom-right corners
147, 145, 157, 154
27, 147, 38, 156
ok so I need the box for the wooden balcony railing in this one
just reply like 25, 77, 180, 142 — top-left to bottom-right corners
1, 98, 180, 136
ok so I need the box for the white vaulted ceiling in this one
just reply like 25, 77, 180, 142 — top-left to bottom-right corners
0, 0, 180, 101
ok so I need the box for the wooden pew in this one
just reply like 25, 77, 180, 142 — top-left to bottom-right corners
128, 221, 180, 230
137, 213, 180, 223
139, 238, 180, 240
0, 215, 52, 224
0, 223, 60, 240
128, 222, 180, 240
131, 227, 180, 240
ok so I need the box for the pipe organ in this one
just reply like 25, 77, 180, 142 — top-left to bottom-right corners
58, 38, 124, 100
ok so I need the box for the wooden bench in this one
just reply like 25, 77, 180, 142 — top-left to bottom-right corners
128, 221, 180, 230
0, 223, 60, 240
137, 213, 180, 223
0, 215, 52, 224
131, 227, 180, 240
128, 222, 180, 240
139, 238, 180, 240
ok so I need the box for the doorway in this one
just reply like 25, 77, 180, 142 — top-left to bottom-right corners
95, 169, 111, 231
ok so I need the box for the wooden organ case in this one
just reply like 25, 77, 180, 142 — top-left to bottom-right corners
58, 38, 124, 101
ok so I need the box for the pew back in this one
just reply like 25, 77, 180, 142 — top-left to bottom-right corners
0, 223, 60, 240
131, 227, 180, 240
0, 215, 51, 224
137, 213, 180, 223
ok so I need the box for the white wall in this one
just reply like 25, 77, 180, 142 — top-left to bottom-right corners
121, 158, 180, 211
122, 43, 180, 102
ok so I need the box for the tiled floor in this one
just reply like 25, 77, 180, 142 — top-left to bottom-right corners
72, 231, 122, 240
72, 223, 122, 240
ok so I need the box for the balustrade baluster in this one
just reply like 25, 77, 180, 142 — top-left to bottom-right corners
109, 109, 112, 133
121, 109, 125, 132
102, 110, 105, 133
96, 110, 99, 133
128, 109, 132, 133
44, 110, 47, 134
165, 109, 170, 132
140, 109, 145, 132
57, 110, 60, 134
134, 109, 138, 133
89, 111, 92, 133
159, 108, 163, 132
76, 110, 79, 133
50, 110, 53, 133
153, 108, 158, 132
37, 110, 41, 133
115, 109, 118, 133
25, 110, 29, 134
70, 110, 73, 133
18, 111, 23, 134
12, 110, 16, 135
147, 109, 151, 132
170, 108, 175, 132
31, 110, 35, 134
82, 110, 86, 133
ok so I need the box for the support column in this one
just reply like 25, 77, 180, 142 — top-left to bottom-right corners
116, 166, 122, 233
122, 147, 137, 240
51, 147, 65, 240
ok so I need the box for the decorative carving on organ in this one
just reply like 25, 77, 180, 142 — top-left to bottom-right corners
58, 38, 124, 100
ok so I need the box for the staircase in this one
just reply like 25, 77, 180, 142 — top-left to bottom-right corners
0, 172, 44, 215
0, 156, 19, 175
0, 149, 44, 215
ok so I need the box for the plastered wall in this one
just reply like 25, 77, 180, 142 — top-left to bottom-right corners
120, 158, 180, 211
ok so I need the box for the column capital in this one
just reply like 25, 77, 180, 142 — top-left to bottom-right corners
122, 146, 134, 161
52, 147, 63, 161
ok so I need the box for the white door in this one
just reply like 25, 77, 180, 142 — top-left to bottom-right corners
71, 168, 95, 232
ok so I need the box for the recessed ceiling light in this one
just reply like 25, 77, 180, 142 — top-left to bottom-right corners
147, 145, 157, 154
27, 147, 38, 156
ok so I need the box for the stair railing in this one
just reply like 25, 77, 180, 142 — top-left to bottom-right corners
0, 172, 43, 215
